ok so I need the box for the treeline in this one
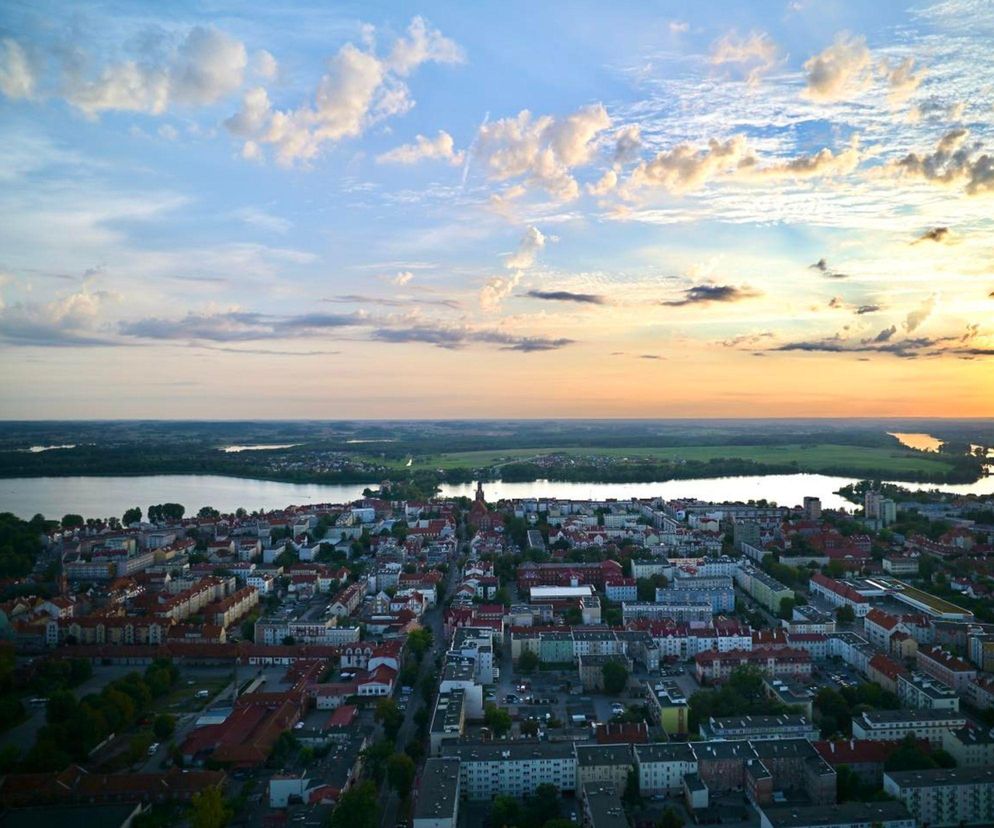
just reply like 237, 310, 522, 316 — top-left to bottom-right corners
18, 659, 179, 772
0, 512, 47, 579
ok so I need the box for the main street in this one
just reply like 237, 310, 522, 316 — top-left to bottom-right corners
378, 520, 463, 828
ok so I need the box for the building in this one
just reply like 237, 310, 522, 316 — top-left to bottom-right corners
735, 567, 794, 615
440, 741, 576, 800
897, 672, 960, 712
634, 742, 698, 795
758, 802, 914, 828
623, 598, 713, 623
814, 739, 929, 787
413, 758, 461, 828
695, 647, 811, 685
803, 497, 822, 521
916, 646, 977, 692
429, 691, 465, 756
700, 714, 818, 742
851, 710, 966, 745
574, 744, 633, 796
255, 617, 360, 646
884, 767, 994, 827
580, 782, 630, 828
941, 726, 994, 768
645, 681, 689, 736
578, 654, 632, 692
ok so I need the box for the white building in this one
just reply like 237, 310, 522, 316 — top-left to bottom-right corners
441, 741, 576, 800
884, 767, 994, 827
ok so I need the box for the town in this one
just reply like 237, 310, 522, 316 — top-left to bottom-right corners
1, 481, 994, 828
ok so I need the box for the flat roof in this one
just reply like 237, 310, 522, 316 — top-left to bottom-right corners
760, 801, 913, 828
582, 783, 630, 828
530, 585, 595, 598
575, 744, 633, 767
414, 758, 460, 821
441, 739, 575, 762
885, 766, 994, 788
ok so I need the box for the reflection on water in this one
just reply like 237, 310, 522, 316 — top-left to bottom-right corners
221, 444, 299, 453
889, 432, 943, 452
4, 468, 994, 521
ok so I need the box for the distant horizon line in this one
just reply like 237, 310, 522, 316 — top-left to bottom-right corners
1, 416, 992, 424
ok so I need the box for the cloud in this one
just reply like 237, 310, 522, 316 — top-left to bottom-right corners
119, 310, 362, 342
473, 103, 611, 201
828, 296, 844, 309
882, 56, 926, 105
908, 98, 965, 124
370, 325, 573, 352
0, 38, 36, 100
253, 50, 279, 81
225, 17, 462, 165
856, 304, 881, 314
60, 26, 248, 116
0, 288, 118, 346
377, 130, 465, 166
613, 125, 642, 166
904, 295, 935, 332
662, 284, 761, 307
325, 293, 460, 310
669, 21, 689, 34
869, 325, 897, 342
809, 258, 849, 279
802, 33, 874, 102
391, 271, 414, 286
524, 290, 607, 305
235, 207, 292, 234
913, 226, 952, 244
505, 226, 547, 270
622, 135, 860, 197
625, 135, 751, 195
886, 129, 994, 195
710, 31, 781, 86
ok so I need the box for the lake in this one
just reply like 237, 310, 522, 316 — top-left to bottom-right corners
2, 470, 993, 521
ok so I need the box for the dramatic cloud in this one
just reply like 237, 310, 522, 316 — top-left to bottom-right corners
473, 103, 611, 201
869, 324, 897, 342
62, 26, 248, 115
225, 17, 462, 165
771, 324, 982, 359
886, 129, 994, 195
809, 258, 849, 279
710, 31, 781, 86
662, 284, 761, 307
377, 130, 465, 166
0, 38, 35, 100
370, 325, 573, 352
904, 295, 935, 333
856, 304, 882, 314
524, 290, 607, 304
913, 226, 952, 244
803, 33, 874, 102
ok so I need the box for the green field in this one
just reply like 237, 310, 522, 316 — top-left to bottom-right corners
381, 443, 956, 476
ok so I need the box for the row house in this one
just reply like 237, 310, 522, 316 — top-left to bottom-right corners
916, 645, 977, 692
695, 647, 811, 685
209, 586, 259, 629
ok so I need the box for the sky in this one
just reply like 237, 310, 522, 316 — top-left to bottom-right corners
0, 0, 993, 419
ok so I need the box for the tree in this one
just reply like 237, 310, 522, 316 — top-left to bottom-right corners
327, 781, 378, 828
658, 807, 685, 828
778, 596, 796, 620
153, 713, 176, 741
198, 506, 221, 519
386, 752, 416, 798
61, 514, 84, 529
520, 719, 540, 737
375, 698, 403, 740
524, 783, 561, 827
885, 735, 940, 772
623, 768, 640, 806
491, 795, 521, 828
602, 660, 628, 695
484, 703, 512, 737
407, 627, 433, 660
836, 605, 856, 624
518, 649, 539, 673
123, 507, 142, 525
190, 786, 230, 828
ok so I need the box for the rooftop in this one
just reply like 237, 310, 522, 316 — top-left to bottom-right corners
760, 801, 913, 828
885, 766, 994, 788
413, 758, 460, 821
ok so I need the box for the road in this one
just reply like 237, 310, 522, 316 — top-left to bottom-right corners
378, 527, 462, 828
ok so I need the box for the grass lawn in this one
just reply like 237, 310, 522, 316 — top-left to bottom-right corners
393, 443, 955, 476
